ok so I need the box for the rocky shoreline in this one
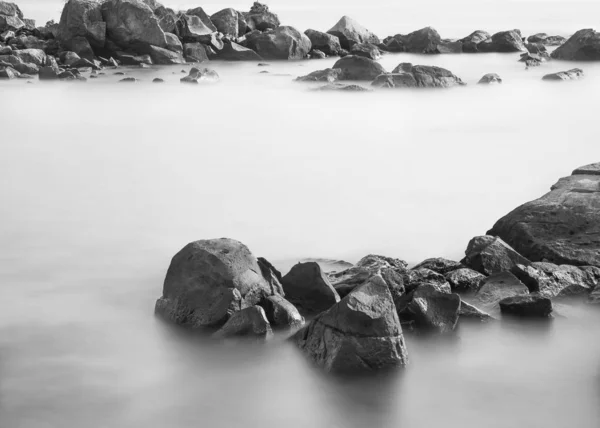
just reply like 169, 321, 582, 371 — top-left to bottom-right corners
155, 163, 600, 373
0, 1, 599, 88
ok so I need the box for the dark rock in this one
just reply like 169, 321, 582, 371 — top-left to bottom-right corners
412, 257, 463, 275
216, 41, 262, 61
573, 163, 600, 175
259, 295, 304, 328
499, 295, 552, 318
309, 49, 326, 59
316, 83, 370, 92
407, 268, 451, 293
281, 262, 340, 313
244, 26, 311, 60
350, 42, 381, 60
147, 44, 184, 64
57, 0, 106, 48
0, 29, 15, 43
459, 300, 493, 321
382, 63, 465, 88
331, 55, 386, 80
478, 30, 525, 52
399, 27, 442, 53
462, 235, 531, 275
371, 73, 417, 88
519, 52, 544, 67
154, 5, 177, 33
527, 33, 566, 46
115, 51, 152, 65
459, 30, 490, 52
478, 73, 502, 84
296, 67, 341, 82
176, 14, 214, 44
164, 32, 182, 52
398, 283, 461, 333
542, 68, 584, 81
304, 29, 341, 56
185, 6, 217, 32
293, 275, 408, 372
69, 57, 99, 69
437, 39, 463, 53
183, 42, 208, 62
551, 29, 600, 60
12, 61, 37, 74
102, 0, 167, 48
152, 77, 163, 83
8, 34, 46, 50
212, 306, 273, 339
244, 2, 279, 32
0, 65, 15, 78
0, 1, 25, 32
511, 262, 600, 298
327, 16, 380, 50
476, 272, 529, 307
445, 268, 486, 292
488, 166, 600, 267
38, 65, 59, 79
210, 8, 239, 38
525, 42, 549, 55
119, 77, 137, 82
179, 66, 219, 83
155, 238, 283, 328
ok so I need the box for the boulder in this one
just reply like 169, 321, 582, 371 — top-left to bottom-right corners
62, 36, 94, 60
399, 27, 442, 54
101, 0, 167, 49
164, 32, 182, 52
293, 275, 408, 372
479, 30, 526, 52
186, 6, 217, 31
9, 35, 46, 50
350, 42, 381, 60
210, 8, 239, 38
38, 65, 59, 79
0, 45, 10, 54
154, 5, 177, 33
152, 77, 163, 83
12, 61, 37, 75
259, 295, 304, 328
296, 67, 341, 83
115, 51, 152, 65
183, 42, 208, 62
147, 44, 184, 64
155, 238, 283, 328
327, 16, 380, 50
459, 300, 493, 321
478, 73, 502, 84
476, 272, 529, 307
511, 262, 600, 298
0, 1, 25, 32
488, 166, 600, 267
407, 268, 451, 293
331, 55, 386, 80
381, 35, 405, 52
57, 0, 106, 48
589, 284, 600, 304
304, 29, 341, 56
551, 29, 600, 60
384, 63, 465, 88
412, 257, 463, 275
281, 262, 340, 313
217, 41, 262, 61
309, 49, 326, 59
176, 14, 214, 44
244, 2, 279, 32
316, 83, 370, 92
371, 73, 417, 88
180, 66, 219, 83
212, 306, 273, 339
0, 65, 15, 78
542, 68, 584, 81
525, 42, 549, 55
499, 295, 553, 318
459, 30, 491, 52
12, 48, 46, 66
244, 26, 311, 60
527, 33, 566, 46
119, 77, 138, 82
462, 235, 531, 275
445, 268, 486, 292
0, 29, 14, 42
398, 284, 461, 333
437, 40, 463, 53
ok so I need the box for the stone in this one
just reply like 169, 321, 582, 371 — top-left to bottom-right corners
13, 48, 46, 66
499, 295, 553, 318
180, 67, 219, 83
183, 42, 208, 62
316, 83, 371, 91
101, 0, 167, 48
8, 35, 46, 50
259, 295, 304, 328
244, 2, 279, 32
147, 45, 184, 65
462, 235, 531, 275
478, 73, 502, 84
216, 41, 262, 61
115, 52, 152, 65
210, 8, 239, 38
528, 33, 566, 46
57, 0, 106, 48
38, 65, 59, 79
476, 272, 529, 307
155, 238, 283, 328
281, 262, 340, 313
164, 32, 182, 52
12, 61, 37, 75
119, 77, 137, 82
349, 42, 381, 60
551, 29, 600, 61
0, 65, 15, 78
399, 27, 442, 53
0, 44, 10, 55
152, 77, 163, 83
488, 166, 600, 267
542, 68, 584, 81
371, 73, 417, 88
331, 55, 386, 80
437, 40, 463, 53
244, 26, 311, 60
459, 300, 493, 321
445, 268, 486, 292
309, 49, 326, 59
293, 275, 408, 372
327, 16, 380, 50
511, 262, 600, 298
296, 67, 341, 83
154, 5, 177, 33
398, 283, 461, 333
212, 306, 273, 339
412, 257, 463, 275
385, 63, 465, 88
406, 268, 451, 293
175, 14, 214, 44
459, 30, 490, 52
0, 1, 25, 32
63, 36, 95, 60
304, 29, 341, 56
479, 30, 526, 52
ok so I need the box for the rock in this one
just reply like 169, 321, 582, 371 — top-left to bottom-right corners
398, 284, 461, 333
9, 35, 46, 50
164, 32, 182, 52
175, 14, 213, 44
371, 73, 417, 88
152, 77, 163, 83
147, 44, 184, 65
0, 45, 10, 55
309, 49, 326, 59
437, 40, 463, 53
406, 268, 451, 293
445, 268, 486, 292
462, 235, 531, 275
478, 30, 526, 52
316, 83, 370, 92
525, 42, 549, 55
528, 33, 566, 46
63, 36, 95, 60
244, 26, 311, 60
154, 5, 177, 33
179, 67, 219, 83
183, 42, 208, 62
327, 16, 380, 50
304, 29, 341, 56
499, 295, 553, 318
0, 1, 25, 32
210, 8, 239, 38
185, 6, 217, 32
101, 0, 167, 49
412, 257, 463, 275
115, 51, 152, 65
589, 284, 600, 304
459, 30, 491, 52
212, 306, 273, 339
459, 300, 493, 321
520, 52, 544, 67
281, 262, 340, 313
399, 27, 442, 53
488, 166, 600, 267
259, 295, 304, 328
0, 29, 14, 43
542, 68, 584, 81
57, 0, 106, 48
217, 41, 262, 61
155, 238, 283, 328
296, 67, 341, 82
349, 42, 381, 60
476, 272, 529, 307
573, 163, 600, 175
478, 73, 502, 84
119, 77, 137, 82
13, 48, 46, 66
331, 55, 386, 80
244, 2, 279, 32
511, 262, 600, 298
551, 29, 600, 60
293, 275, 408, 372
0, 65, 15, 78
12, 61, 37, 75
38, 65, 59, 79
381, 63, 465, 88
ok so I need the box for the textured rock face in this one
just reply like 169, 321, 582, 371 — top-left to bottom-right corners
406, 268, 451, 293
176, 14, 215, 43
527, 33, 566, 46
259, 295, 304, 328
331, 55, 386, 80
101, 0, 167, 48
183, 42, 208, 62
459, 300, 493, 321
296, 67, 342, 82
244, 1, 279, 31
217, 41, 262, 61
244, 26, 311, 60
399, 284, 461, 333
211, 8, 239, 38
371, 73, 418, 88
0, 1, 25, 32
147, 45, 184, 64
499, 295, 553, 318
542, 69, 584, 81
294, 275, 408, 373
462, 235, 531, 275
212, 306, 273, 338
478, 73, 502, 84
388, 63, 465, 88
551, 29, 600, 61
281, 262, 340, 313
459, 30, 491, 52
155, 238, 284, 328
476, 272, 529, 307
304, 29, 341, 56
488, 165, 600, 268
327, 16, 380, 50
350, 42, 381, 60
477, 30, 525, 52
399, 27, 442, 53
57, 0, 106, 48
12, 48, 46, 66
445, 268, 486, 292
186, 6, 217, 32
412, 258, 463, 275
512, 263, 600, 298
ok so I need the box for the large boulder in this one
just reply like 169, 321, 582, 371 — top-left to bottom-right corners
0, 1, 25, 32
551, 29, 600, 61
210, 8, 239, 38
183, 42, 209, 62
511, 263, 600, 298
412, 257, 463, 275
281, 262, 340, 313
244, 2, 279, 32
406, 268, 451, 293
499, 295, 553, 318
259, 295, 304, 328
371, 73, 417, 88
327, 16, 380, 50
154, 5, 177, 33
101, 0, 167, 49
147, 44, 184, 64
462, 235, 531, 275
62, 35, 95, 60
488, 165, 600, 267
12, 48, 46, 66
398, 284, 461, 333
476, 272, 529, 307
445, 268, 486, 292
377, 63, 465, 88
350, 42, 381, 60
293, 275, 408, 372
459, 30, 491, 52
459, 300, 493, 321
244, 26, 311, 60
479, 30, 526, 52
399, 27, 442, 54
331, 55, 386, 80
57, 0, 106, 48
589, 284, 600, 304
176, 14, 214, 44
155, 238, 284, 328
212, 306, 273, 339
304, 29, 341, 56
217, 41, 262, 61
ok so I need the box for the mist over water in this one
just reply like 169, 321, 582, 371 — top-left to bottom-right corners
2, 1, 600, 427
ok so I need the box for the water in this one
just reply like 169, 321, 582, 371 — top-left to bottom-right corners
3, 1, 600, 427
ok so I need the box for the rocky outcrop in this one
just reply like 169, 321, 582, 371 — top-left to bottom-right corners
101, 0, 167, 49
477, 30, 525, 52
293, 275, 408, 372
373, 63, 465, 88
244, 2, 279, 32
296, 67, 342, 82
478, 73, 502, 84
459, 30, 491, 52
244, 26, 311, 60
406, 268, 451, 293
398, 284, 461, 333
412, 257, 463, 275
210, 8, 239, 38
331, 55, 386, 80
57, 0, 106, 49
499, 295, 553, 318
462, 235, 531, 275
511, 263, 600, 298
304, 29, 341, 56
542, 68, 584, 81
527, 33, 566, 46
212, 306, 273, 338
327, 16, 380, 50
281, 262, 340, 313
445, 268, 486, 292
476, 272, 529, 307
155, 238, 284, 328
488, 165, 600, 267
551, 29, 600, 61
217, 41, 262, 61
0, 1, 25, 32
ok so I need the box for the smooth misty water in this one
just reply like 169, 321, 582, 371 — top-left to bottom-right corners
2, 1, 600, 427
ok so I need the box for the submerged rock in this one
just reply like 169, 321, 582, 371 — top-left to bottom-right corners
499, 295, 553, 318
478, 30, 525, 52
244, 26, 311, 60
527, 33, 566, 46
259, 295, 304, 328
176, 14, 215, 44
376, 63, 465, 88
398, 27, 442, 54
180, 67, 219, 83
294, 275, 408, 372
371, 73, 417, 88
459, 30, 491, 52
542, 68, 584, 81
398, 283, 461, 333
445, 268, 486, 292
183, 42, 209, 62
316, 83, 370, 91
217, 41, 262, 61
327, 16, 380, 50
551, 29, 600, 61
212, 306, 273, 339
476, 272, 529, 307
281, 262, 340, 314
478, 73, 502, 84
459, 300, 493, 321
412, 257, 463, 275
147, 45, 184, 65
244, 1, 279, 32
511, 263, 600, 298
462, 235, 531, 276
304, 29, 341, 56
350, 42, 381, 60
296, 67, 341, 82
38, 65, 59, 80
331, 55, 386, 80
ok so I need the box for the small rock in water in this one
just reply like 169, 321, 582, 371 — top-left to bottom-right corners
114, 71, 126, 75
476, 272, 529, 307
212, 306, 273, 339
478, 73, 502, 84
257, 63, 270, 66
296, 68, 341, 83
499, 295, 553, 318
259, 70, 269, 73
397, 283, 461, 333
139, 63, 150, 68
119, 77, 138, 83
317, 83, 371, 91
152, 78, 164, 83
542, 68, 584, 81
459, 300, 493, 321
180, 67, 219, 84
